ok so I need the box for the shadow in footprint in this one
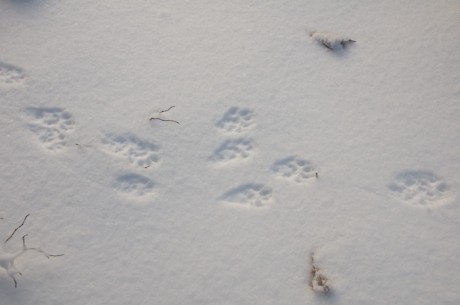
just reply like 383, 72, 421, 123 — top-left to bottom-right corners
101, 133, 161, 168
209, 138, 255, 164
388, 170, 449, 208
272, 156, 316, 183
113, 173, 155, 197
0, 61, 25, 88
216, 106, 255, 134
25, 107, 75, 151
220, 183, 274, 208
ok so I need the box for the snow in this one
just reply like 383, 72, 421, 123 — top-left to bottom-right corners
1, 0, 459, 304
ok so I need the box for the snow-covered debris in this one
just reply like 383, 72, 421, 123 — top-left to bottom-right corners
0, 215, 64, 288
310, 31, 356, 51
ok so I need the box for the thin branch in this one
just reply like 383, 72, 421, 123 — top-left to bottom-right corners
159, 106, 175, 113
22, 234, 64, 258
5, 214, 30, 245
149, 106, 180, 124
149, 117, 180, 124
22, 234, 28, 249
321, 42, 333, 50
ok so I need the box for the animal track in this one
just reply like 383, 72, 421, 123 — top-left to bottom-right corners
0, 61, 25, 88
210, 138, 255, 165
388, 170, 449, 208
113, 173, 154, 197
220, 184, 274, 208
216, 107, 255, 134
25, 107, 75, 151
101, 134, 161, 168
272, 156, 317, 183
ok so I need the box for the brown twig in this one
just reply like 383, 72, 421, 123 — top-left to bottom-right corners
5, 214, 30, 245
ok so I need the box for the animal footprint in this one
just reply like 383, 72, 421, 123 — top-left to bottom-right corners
25, 107, 75, 151
216, 107, 255, 134
101, 133, 161, 168
388, 170, 449, 208
0, 61, 25, 89
220, 184, 274, 208
113, 173, 154, 197
210, 138, 255, 165
272, 156, 317, 183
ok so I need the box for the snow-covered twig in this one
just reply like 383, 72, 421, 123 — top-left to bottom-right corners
309, 31, 355, 52
0, 214, 64, 288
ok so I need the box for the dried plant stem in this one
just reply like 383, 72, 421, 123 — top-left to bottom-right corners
5, 214, 30, 245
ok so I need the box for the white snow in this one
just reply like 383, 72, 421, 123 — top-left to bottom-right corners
0, 0, 459, 304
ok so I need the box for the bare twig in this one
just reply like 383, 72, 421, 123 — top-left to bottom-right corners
5, 214, 30, 245
149, 106, 180, 124
149, 117, 180, 124
1, 215, 64, 288
22, 234, 64, 258
159, 106, 175, 113
321, 42, 333, 50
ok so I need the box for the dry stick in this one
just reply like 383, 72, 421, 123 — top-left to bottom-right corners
149, 106, 180, 124
321, 42, 333, 50
149, 117, 180, 124
159, 106, 175, 113
22, 234, 64, 258
5, 214, 30, 245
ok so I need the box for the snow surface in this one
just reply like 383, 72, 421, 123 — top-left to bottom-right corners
1, 0, 459, 304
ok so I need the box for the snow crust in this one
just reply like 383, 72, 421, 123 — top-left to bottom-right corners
0, 0, 459, 304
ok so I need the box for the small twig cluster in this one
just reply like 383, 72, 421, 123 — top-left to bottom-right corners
149, 106, 180, 124
0, 214, 64, 288
309, 252, 331, 293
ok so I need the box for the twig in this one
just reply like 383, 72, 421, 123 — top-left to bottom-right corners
5, 214, 30, 245
321, 42, 333, 50
149, 117, 180, 124
22, 234, 64, 258
159, 106, 175, 113
149, 106, 180, 124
